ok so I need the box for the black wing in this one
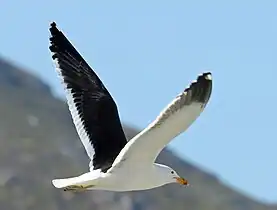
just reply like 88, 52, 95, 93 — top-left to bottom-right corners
49, 22, 127, 172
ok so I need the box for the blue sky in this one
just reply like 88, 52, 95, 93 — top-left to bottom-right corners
1, 0, 277, 203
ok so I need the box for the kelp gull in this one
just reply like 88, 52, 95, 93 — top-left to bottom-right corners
49, 22, 212, 192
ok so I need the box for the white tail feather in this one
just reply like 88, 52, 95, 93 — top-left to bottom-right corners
52, 170, 102, 189
52, 177, 81, 188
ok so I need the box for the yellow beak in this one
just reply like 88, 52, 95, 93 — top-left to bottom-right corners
174, 177, 188, 185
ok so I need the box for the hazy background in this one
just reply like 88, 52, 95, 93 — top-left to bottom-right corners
1, 0, 276, 205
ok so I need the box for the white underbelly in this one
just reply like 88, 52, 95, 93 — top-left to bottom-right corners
91, 167, 165, 192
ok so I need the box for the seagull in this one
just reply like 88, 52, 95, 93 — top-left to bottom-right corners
49, 22, 212, 192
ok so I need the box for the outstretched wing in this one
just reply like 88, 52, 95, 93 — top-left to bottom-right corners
49, 22, 127, 172
111, 72, 212, 169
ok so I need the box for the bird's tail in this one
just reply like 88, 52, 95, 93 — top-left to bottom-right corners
52, 171, 101, 189
52, 177, 79, 189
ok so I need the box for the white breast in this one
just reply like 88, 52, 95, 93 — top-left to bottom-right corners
95, 166, 166, 191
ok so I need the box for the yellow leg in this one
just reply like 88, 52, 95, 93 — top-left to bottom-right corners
63, 184, 94, 192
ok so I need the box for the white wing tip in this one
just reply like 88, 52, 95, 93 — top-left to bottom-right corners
204, 72, 212, 80
197, 72, 212, 80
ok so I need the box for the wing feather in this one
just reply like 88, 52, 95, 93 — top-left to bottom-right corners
49, 22, 127, 172
111, 72, 212, 169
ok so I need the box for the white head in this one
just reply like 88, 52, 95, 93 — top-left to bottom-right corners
154, 163, 188, 186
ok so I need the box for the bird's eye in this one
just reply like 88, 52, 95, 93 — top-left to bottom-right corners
171, 171, 174, 174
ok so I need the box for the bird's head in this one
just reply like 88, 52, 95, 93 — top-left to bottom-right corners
155, 164, 189, 186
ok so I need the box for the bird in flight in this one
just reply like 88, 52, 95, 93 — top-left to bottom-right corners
49, 22, 212, 192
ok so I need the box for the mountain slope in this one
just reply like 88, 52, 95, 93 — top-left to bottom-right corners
0, 57, 275, 210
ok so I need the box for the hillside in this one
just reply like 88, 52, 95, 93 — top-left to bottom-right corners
0, 57, 275, 210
